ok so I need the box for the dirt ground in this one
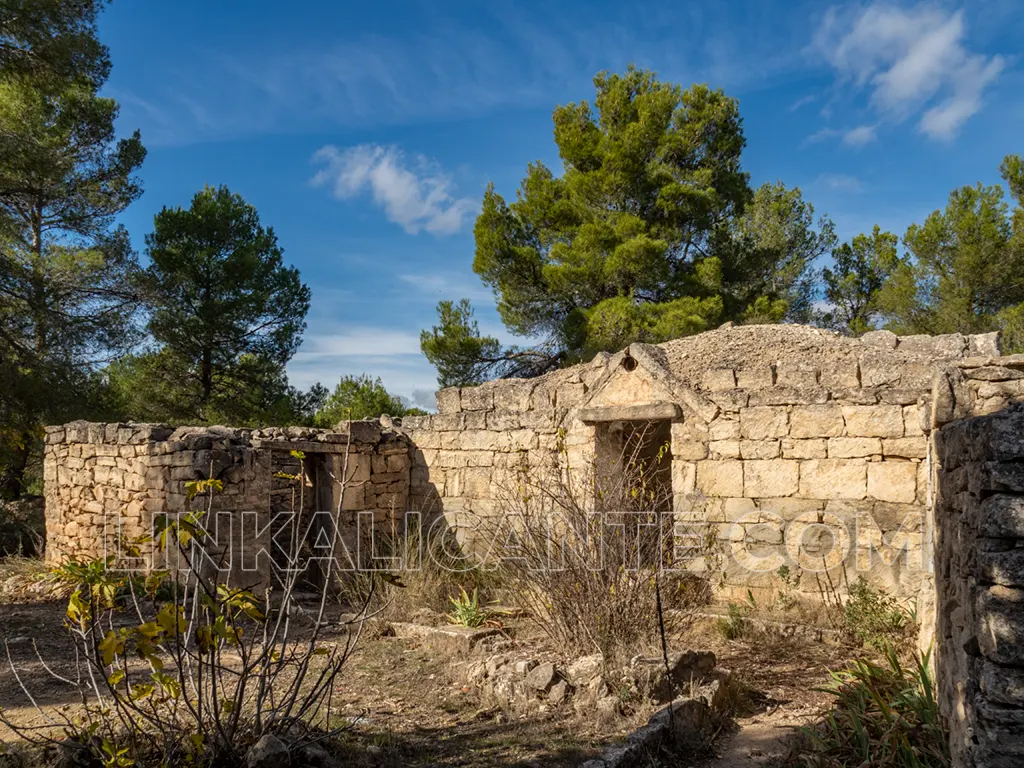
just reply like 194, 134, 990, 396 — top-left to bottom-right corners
0, 561, 857, 767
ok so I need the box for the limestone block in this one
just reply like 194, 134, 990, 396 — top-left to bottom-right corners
696, 461, 743, 497
432, 414, 465, 431
493, 382, 533, 413
860, 354, 902, 387
977, 585, 1024, 665
723, 497, 756, 521
904, 404, 926, 437
170, 466, 198, 481
841, 405, 904, 438
868, 502, 925, 532
759, 497, 826, 520
861, 330, 898, 349
507, 430, 538, 451
709, 440, 740, 459
386, 453, 410, 473
736, 366, 775, 389
463, 411, 487, 430
799, 459, 867, 500
702, 369, 736, 391
819, 362, 861, 389
401, 415, 430, 431
672, 461, 697, 495
879, 389, 924, 406
343, 454, 371, 484
672, 438, 709, 461
408, 430, 440, 449
897, 332, 967, 358
979, 495, 1024, 538
882, 437, 928, 459
709, 390, 749, 410
899, 362, 937, 390
789, 405, 844, 439
782, 439, 827, 459
740, 406, 788, 439
486, 411, 520, 430
461, 430, 499, 451
435, 388, 460, 413
341, 484, 365, 511
969, 331, 1002, 356
828, 437, 882, 459
835, 388, 881, 405
518, 409, 554, 430
709, 417, 740, 441
748, 388, 829, 406
462, 468, 491, 498
740, 440, 780, 460
776, 363, 819, 388
463, 451, 495, 467
744, 460, 799, 498
867, 462, 918, 504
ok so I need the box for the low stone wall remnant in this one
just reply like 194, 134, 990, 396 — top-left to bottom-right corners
934, 403, 1024, 768
43, 420, 413, 586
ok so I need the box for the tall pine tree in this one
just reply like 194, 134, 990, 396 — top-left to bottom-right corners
0, 0, 145, 497
134, 185, 311, 423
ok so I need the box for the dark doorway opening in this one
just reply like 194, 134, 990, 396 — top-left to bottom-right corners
593, 419, 673, 570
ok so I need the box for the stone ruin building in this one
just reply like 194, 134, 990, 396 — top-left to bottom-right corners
42, 324, 1024, 767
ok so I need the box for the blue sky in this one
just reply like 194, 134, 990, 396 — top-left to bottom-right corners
97, 0, 1024, 409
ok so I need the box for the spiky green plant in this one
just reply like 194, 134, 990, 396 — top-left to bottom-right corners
447, 587, 488, 628
796, 647, 949, 767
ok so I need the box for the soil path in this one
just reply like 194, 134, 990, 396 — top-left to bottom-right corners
700, 636, 852, 768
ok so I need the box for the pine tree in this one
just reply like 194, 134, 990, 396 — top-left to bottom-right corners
137, 186, 310, 422
0, 0, 145, 496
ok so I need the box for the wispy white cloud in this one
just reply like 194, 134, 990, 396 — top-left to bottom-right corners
804, 124, 877, 147
109, 3, 833, 146
815, 173, 863, 192
310, 144, 476, 236
297, 327, 423, 359
814, 3, 1005, 140
288, 325, 440, 406
789, 93, 817, 112
842, 124, 878, 146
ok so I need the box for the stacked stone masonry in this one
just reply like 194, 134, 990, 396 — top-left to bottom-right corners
400, 326, 1011, 605
44, 420, 412, 586
934, 403, 1024, 767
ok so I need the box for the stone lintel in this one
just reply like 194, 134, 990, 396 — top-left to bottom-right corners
577, 402, 683, 423
252, 439, 352, 454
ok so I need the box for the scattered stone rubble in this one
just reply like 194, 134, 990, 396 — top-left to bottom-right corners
461, 646, 724, 724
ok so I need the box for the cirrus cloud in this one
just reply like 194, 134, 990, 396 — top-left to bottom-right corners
814, 3, 1005, 141
311, 144, 477, 235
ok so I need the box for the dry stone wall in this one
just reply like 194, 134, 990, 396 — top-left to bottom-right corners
934, 403, 1024, 767
44, 420, 413, 586
400, 326, 1002, 603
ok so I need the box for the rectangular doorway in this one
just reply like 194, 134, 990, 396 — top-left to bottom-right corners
593, 419, 673, 570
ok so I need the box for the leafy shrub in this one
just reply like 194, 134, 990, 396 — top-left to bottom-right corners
794, 647, 948, 768
716, 593, 757, 640
2, 455, 373, 766
843, 577, 914, 652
